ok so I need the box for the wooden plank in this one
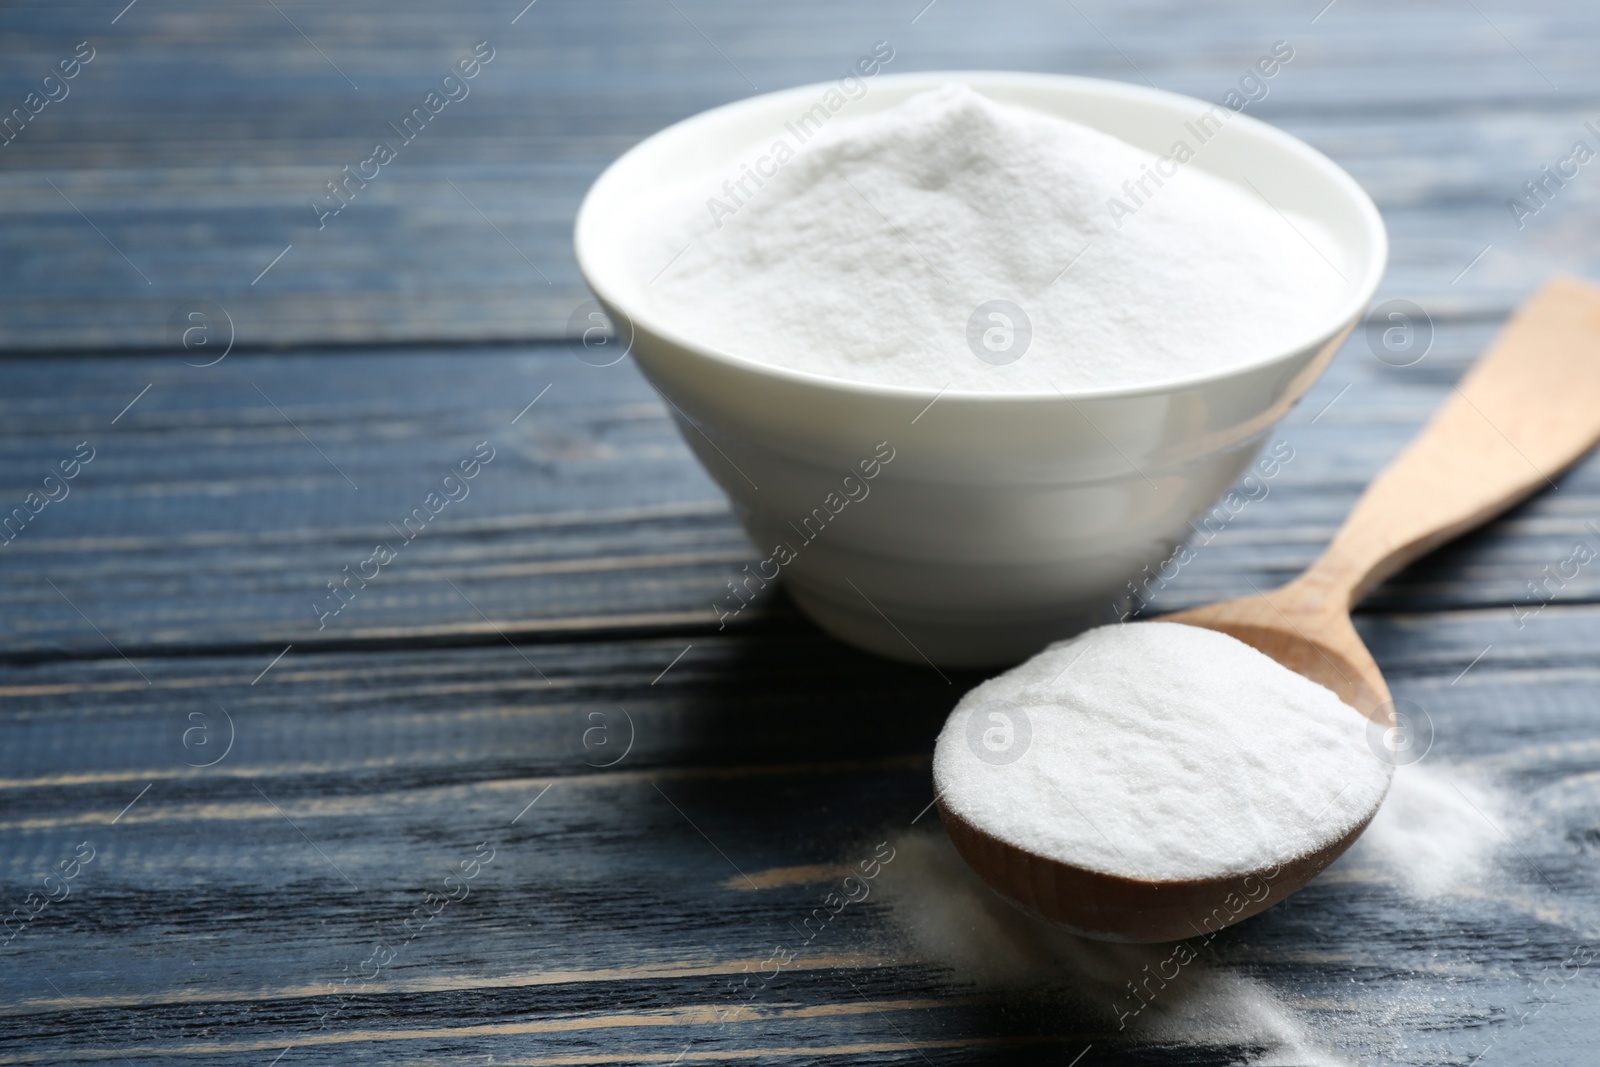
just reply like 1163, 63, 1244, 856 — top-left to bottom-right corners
2, 0, 1599, 348
5, 322, 1600, 658
4, 4, 1600, 1064
0, 342, 737, 655
2, 607, 1599, 1063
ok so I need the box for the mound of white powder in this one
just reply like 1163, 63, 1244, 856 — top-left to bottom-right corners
648, 84, 1347, 392
932, 622, 1391, 881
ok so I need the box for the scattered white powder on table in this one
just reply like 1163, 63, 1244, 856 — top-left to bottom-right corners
932, 621, 1391, 881
875, 831, 1355, 1064
1344, 762, 1505, 897
648, 84, 1346, 392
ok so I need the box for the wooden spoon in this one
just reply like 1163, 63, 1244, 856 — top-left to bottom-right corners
939, 276, 1600, 942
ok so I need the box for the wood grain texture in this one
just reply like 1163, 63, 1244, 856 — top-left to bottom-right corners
4, 0, 1600, 1063
3, 612, 1600, 1064
6, 323, 1600, 659
1, 0, 1599, 348
2, 492, 1595, 1054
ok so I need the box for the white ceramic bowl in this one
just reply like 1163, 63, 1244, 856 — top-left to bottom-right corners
574, 71, 1386, 668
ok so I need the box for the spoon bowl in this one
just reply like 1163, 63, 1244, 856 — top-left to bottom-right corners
937, 277, 1600, 941
939, 783, 1377, 943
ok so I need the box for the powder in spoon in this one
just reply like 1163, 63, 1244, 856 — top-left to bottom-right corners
932, 621, 1392, 881
647, 83, 1347, 392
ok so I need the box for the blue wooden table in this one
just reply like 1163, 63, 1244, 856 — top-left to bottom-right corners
4, 2, 1600, 1063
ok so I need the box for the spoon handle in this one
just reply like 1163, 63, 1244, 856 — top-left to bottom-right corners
1306, 275, 1600, 606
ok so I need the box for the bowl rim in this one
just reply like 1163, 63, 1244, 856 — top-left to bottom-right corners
574, 69, 1389, 404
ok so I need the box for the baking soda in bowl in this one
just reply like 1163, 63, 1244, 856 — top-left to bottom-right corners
932, 622, 1391, 882
648, 83, 1347, 393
